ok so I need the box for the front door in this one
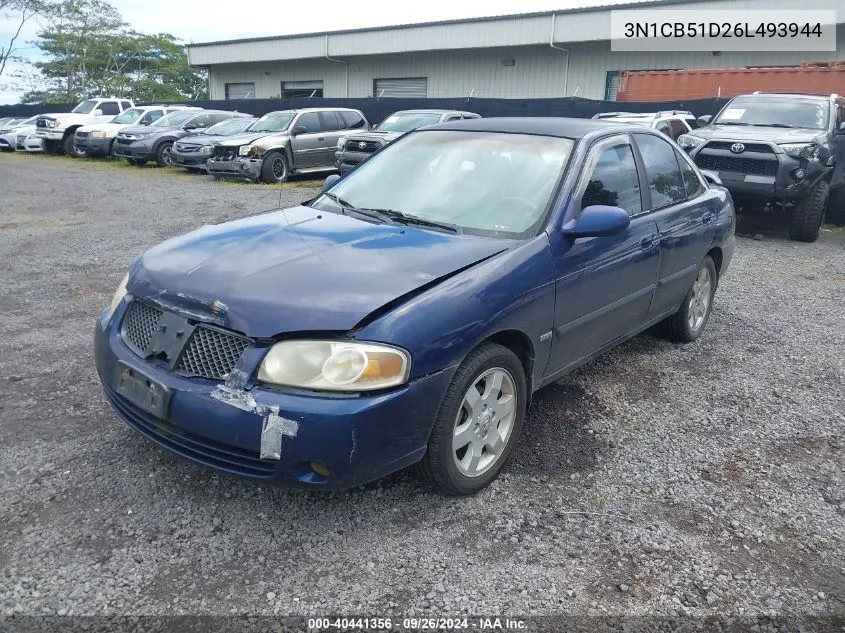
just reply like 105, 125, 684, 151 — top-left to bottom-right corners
546, 134, 660, 377
290, 112, 325, 169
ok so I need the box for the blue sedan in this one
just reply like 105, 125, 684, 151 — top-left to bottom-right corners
94, 117, 735, 495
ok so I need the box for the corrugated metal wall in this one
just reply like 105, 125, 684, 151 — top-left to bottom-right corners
207, 26, 845, 101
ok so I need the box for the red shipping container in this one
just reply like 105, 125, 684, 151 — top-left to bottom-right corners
617, 64, 845, 102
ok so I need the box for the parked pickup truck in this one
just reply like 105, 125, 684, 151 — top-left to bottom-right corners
35, 97, 135, 155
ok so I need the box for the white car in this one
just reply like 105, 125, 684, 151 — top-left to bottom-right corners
35, 97, 135, 155
74, 104, 197, 158
0, 116, 38, 151
592, 110, 697, 142
23, 133, 43, 152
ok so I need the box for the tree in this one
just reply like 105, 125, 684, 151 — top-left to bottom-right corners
18, 0, 208, 103
0, 0, 44, 79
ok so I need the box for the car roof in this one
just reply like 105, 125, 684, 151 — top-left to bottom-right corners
391, 109, 474, 115
427, 116, 649, 139
734, 92, 832, 100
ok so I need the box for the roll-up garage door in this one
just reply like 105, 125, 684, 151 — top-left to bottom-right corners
225, 83, 255, 99
374, 78, 428, 98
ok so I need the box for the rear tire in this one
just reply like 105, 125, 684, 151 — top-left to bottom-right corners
789, 180, 828, 242
659, 256, 717, 343
419, 343, 526, 496
260, 151, 288, 183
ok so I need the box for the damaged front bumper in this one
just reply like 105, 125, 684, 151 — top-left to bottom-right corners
206, 156, 263, 181
94, 301, 452, 489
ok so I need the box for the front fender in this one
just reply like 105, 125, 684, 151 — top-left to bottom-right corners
355, 235, 556, 390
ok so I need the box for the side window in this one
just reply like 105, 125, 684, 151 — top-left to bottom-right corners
444, 114, 462, 121
581, 143, 642, 216
121, 101, 132, 111
189, 114, 212, 128
668, 119, 687, 139
340, 111, 366, 129
320, 111, 344, 132
655, 120, 672, 136
836, 104, 845, 131
634, 133, 687, 209
209, 113, 232, 125
295, 112, 323, 133
99, 101, 120, 116
676, 149, 704, 199
140, 109, 163, 124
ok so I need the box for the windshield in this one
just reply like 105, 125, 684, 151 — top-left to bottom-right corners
202, 118, 255, 136
72, 100, 98, 114
19, 116, 38, 126
250, 111, 294, 133
715, 97, 829, 130
376, 112, 444, 133
311, 130, 573, 238
111, 108, 143, 124
151, 110, 196, 128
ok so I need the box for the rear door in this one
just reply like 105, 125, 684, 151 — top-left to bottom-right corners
547, 134, 660, 375
290, 112, 325, 169
632, 132, 716, 318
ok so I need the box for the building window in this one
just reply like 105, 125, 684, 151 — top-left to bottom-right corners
282, 81, 324, 98
225, 83, 255, 99
374, 77, 428, 99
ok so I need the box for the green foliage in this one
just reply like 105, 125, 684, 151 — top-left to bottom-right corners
19, 0, 207, 104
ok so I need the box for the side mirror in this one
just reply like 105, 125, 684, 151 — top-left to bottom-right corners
700, 169, 722, 186
696, 115, 712, 126
291, 125, 307, 136
93, 109, 103, 116
322, 174, 341, 191
183, 123, 198, 130
562, 205, 630, 239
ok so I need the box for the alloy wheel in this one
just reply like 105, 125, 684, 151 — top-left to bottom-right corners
452, 367, 517, 478
687, 267, 712, 331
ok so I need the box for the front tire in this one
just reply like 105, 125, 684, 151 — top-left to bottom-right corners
660, 256, 717, 343
155, 142, 173, 167
789, 180, 828, 242
419, 343, 526, 496
826, 185, 845, 226
260, 151, 288, 183
64, 134, 84, 158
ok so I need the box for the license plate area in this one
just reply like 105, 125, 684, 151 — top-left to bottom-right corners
113, 362, 171, 419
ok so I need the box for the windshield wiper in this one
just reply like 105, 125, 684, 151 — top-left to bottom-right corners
358, 208, 460, 233
750, 122, 798, 128
716, 121, 750, 126
322, 192, 359, 213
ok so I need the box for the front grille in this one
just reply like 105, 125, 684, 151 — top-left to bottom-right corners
122, 300, 164, 353
704, 141, 775, 153
176, 326, 252, 380
75, 131, 90, 139
121, 300, 251, 380
175, 143, 200, 153
211, 147, 238, 160
347, 139, 381, 154
103, 383, 276, 478
694, 154, 778, 177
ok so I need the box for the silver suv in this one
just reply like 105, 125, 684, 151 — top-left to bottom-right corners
207, 107, 369, 183
592, 110, 697, 141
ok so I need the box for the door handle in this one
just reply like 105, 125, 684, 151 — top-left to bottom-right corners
318, 136, 325, 141
640, 234, 658, 250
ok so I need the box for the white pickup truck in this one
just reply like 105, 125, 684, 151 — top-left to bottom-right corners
35, 97, 135, 155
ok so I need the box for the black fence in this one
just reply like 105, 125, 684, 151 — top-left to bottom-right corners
0, 96, 729, 123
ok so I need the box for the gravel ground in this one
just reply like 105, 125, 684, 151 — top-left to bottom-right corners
0, 152, 843, 628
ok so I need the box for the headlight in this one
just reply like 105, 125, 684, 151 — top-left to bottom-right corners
238, 145, 251, 156
337, 136, 348, 149
258, 340, 411, 392
200, 144, 213, 151
677, 134, 705, 150
90, 130, 108, 138
108, 273, 129, 316
779, 143, 819, 160
47, 120, 59, 128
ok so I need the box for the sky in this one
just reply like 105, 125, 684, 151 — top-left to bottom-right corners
0, 0, 640, 104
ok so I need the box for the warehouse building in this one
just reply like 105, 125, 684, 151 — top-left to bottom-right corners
187, 0, 845, 102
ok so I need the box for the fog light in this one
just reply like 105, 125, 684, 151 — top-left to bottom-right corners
310, 462, 331, 477
793, 169, 806, 180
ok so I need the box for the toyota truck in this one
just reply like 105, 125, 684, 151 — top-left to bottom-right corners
35, 97, 135, 155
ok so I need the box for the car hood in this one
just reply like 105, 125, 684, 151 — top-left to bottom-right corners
176, 133, 232, 146
129, 205, 512, 338
119, 124, 180, 136
693, 124, 821, 144
215, 131, 287, 147
346, 131, 403, 143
